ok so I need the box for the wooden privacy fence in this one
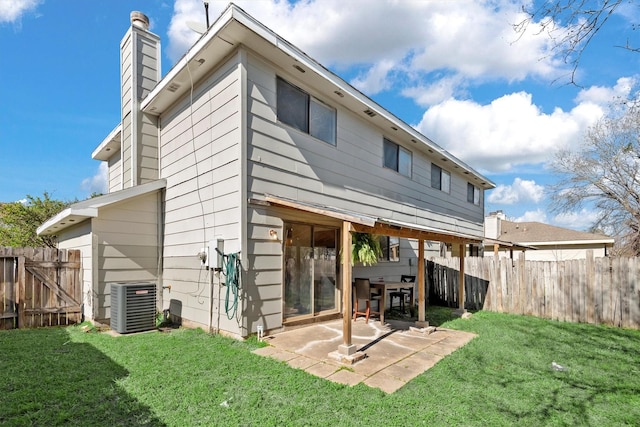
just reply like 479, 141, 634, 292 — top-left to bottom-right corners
0, 247, 82, 329
427, 251, 640, 329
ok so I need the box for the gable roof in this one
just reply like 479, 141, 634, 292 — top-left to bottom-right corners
140, 2, 494, 190
499, 221, 614, 246
37, 179, 166, 236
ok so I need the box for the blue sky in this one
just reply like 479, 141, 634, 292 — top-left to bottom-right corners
1, 0, 638, 231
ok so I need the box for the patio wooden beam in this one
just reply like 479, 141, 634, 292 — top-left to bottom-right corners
351, 223, 479, 245
418, 239, 426, 323
340, 221, 355, 355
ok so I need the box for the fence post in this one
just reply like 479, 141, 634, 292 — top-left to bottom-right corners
16, 256, 25, 328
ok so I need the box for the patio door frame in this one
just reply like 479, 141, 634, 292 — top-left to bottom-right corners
282, 221, 340, 322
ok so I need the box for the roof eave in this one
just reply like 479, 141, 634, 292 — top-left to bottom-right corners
92, 123, 122, 161
37, 208, 98, 236
37, 179, 167, 236
518, 239, 615, 246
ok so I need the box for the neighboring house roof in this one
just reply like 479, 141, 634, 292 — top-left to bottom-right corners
138, 3, 494, 191
37, 179, 166, 236
499, 221, 615, 246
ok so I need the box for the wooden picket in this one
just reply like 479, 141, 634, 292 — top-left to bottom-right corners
426, 251, 640, 330
0, 247, 82, 329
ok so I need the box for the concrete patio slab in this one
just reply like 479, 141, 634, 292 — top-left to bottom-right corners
253, 319, 476, 393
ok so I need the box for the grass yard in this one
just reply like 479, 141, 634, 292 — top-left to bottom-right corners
1, 310, 639, 426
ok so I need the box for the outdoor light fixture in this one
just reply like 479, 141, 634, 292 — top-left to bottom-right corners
269, 229, 278, 240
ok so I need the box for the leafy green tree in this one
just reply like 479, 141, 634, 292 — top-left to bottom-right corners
0, 193, 71, 248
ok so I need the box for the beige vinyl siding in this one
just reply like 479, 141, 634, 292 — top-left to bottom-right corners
120, 30, 133, 120
246, 53, 483, 236
57, 221, 93, 321
135, 33, 161, 100
108, 151, 122, 193
159, 53, 243, 333
92, 192, 161, 321
138, 113, 159, 183
120, 28, 161, 189
121, 113, 132, 188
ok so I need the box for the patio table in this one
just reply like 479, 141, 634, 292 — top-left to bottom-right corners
370, 281, 415, 323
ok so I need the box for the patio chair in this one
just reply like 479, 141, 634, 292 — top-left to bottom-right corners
353, 278, 381, 323
390, 275, 415, 311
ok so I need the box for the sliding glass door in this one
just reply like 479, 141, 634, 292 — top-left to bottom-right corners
283, 223, 338, 320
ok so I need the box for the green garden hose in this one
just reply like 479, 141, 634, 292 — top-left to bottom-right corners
223, 252, 241, 319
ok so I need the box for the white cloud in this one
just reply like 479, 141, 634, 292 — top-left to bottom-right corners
514, 209, 547, 223
552, 209, 601, 231
402, 76, 467, 108
487, 178, 544, 205
415, 91, 605, 172
166, 0, 569, 91
575, 76, 638, 106
166, 0, 203, 62
351, 60, 396, 94
0, 0, 41, 24
81, 163, 108, 196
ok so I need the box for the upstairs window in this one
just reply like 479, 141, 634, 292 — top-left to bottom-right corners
467, 183, 480, 205
276, 77, 336, 145
431, 163, 450, 193
378, 235, 400, 262
383, 138, 412, 177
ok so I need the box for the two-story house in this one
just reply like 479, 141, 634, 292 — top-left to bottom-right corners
38, 4, 494, 345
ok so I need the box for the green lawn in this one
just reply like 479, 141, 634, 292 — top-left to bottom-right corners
1, 310, 639, 426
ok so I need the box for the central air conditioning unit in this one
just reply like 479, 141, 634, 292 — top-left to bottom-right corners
110, 282, 157, 334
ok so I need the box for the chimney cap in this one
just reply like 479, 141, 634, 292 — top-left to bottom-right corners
130, 11, 149, 31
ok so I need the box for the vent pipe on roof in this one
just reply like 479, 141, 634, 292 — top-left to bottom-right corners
130, 11, 150, 31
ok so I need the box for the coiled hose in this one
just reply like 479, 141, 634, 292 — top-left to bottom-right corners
223, 252, 241, 319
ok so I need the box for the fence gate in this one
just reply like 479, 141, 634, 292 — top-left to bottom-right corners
0, 247, 82, 329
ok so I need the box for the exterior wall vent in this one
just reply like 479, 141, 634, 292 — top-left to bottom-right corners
167, 82, 181, 92
110, 282, 157, 334
363, 109, 377, 117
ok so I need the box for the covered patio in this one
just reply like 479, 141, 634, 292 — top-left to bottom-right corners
262, 195, 482, 360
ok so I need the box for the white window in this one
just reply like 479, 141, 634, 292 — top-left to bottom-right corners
383, 138, 412, 177
277, 77, 336, 145
431, 163, 450, 193
378, 235, 400, 262
467, 183, 480, 205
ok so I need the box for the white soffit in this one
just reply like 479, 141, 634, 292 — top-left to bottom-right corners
37, 179, 166, 236
92, 123, 122, 160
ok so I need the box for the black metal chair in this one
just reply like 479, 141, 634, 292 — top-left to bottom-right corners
353, 278, 381, 323
390, 275, 415, 311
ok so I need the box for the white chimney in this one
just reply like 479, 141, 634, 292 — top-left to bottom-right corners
130, 11, 150, 31
119, 11, 161, 188
484, 211, 504, 239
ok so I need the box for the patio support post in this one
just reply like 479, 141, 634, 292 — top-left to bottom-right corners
339, 221, 357, 356
416, 239, 428, 327
456, 243, 466, 315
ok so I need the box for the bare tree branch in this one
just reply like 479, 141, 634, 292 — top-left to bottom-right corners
516, 0, 633, 86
